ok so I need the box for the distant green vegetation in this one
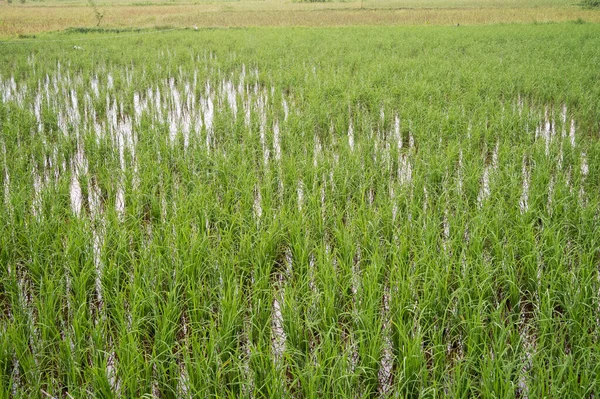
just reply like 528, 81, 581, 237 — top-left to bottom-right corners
294, 0, 333, 3
1, 24, 599, 397
581, 0, 600, 8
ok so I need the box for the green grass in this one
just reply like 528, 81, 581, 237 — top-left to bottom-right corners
1, 23, 600, 397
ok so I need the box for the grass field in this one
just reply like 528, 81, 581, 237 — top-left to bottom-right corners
1, 23, 600, 397
1, 0, 599, 37
0, 0, 582, 7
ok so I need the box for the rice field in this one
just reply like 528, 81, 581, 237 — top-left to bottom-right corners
1, 24, 600, 397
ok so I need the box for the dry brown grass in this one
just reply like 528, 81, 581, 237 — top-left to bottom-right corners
1, 2, 598, 38
0, 0, 579, 7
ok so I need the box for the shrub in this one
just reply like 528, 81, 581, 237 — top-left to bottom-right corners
581, 0, 600, 8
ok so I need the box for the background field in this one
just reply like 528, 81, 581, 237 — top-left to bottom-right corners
0, 0, 582, 6
1, 0, 599, 38
1, 22, 600, 397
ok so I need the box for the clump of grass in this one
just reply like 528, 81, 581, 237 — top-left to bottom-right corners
65, 27, 143, 34
580, 0, 600, 8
